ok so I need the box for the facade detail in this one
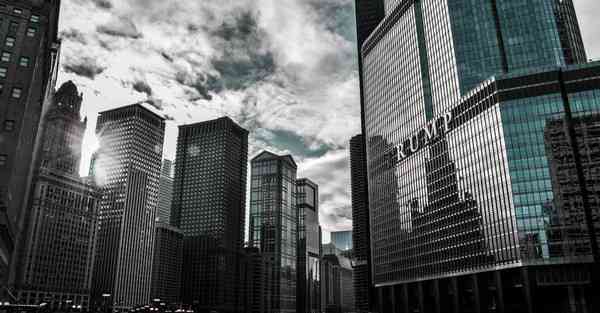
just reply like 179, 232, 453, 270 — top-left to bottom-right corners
249, 151, 298, 313
13, 81, 100, 310
321, 254, 354, 313
157, 159, 174, 224
330, 231, 352, 252
91, 104, 165, 311
171, 117, 248, 313
360, 0, 600, 312
150, 223, 183, 304
296, 178, 321, 313
0, 0, 61, 288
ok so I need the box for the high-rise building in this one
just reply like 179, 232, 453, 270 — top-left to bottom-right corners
157, 159, 174, 224
0, 0, 61, 289
90, 104, 165, 311
248, 151, 298, 313
360, 0, 600, 312
170, 117, 248, 313
150, 223, 183, 304
12, 81, 100, 310
240, 247, 268, 313
349, 134, 374, 313
296, 178, 321, 313
330, 231, 352, 252
321, 254, 354, 313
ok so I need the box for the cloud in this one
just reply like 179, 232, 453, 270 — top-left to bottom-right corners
91, 0, 112, 10
97, 16, 142, 39
132, 80, 152, 97
63, 56, 106, 79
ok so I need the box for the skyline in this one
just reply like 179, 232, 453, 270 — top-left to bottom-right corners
56, 0, 600, 237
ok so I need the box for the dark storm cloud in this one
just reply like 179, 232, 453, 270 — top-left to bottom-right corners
97, 16, 142, 39
175, 72, 222, 101
91, 0, 112, 10
209, 10, 277, 91
63, 57, 106, 79
132, 81, 152, 97
60, 29, 87, 44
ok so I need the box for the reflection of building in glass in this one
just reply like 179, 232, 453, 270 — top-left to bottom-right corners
157, 160, 174, 224
14, 81, 100, 310
544, 113, 600, 258
91, 104, 165, 311
321, 254, 354, 313
0, 0, 61, 288
296, 178, 321, 313
360, 0, 600, 311
330, 231, 352, 252
349, 134, 374, 313
171, 117, 248, 313
150, 223, 183, 304
249, 151, 297, 313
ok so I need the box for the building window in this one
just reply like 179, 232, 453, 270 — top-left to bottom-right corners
30, 15, 40, 23
11, 88, 22, 99
0, 83, 3, 93
4, 120, 15, 131
1, 52, 10, 62
0, 155, 7, 166
5, 37, 15, 47
26, 27, 36, 37
9, 21, 19, 33
19, 57, 29, 67
13, 8, 22, 14
0, 67, 7, 78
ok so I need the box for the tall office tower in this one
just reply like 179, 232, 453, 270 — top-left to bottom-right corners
248, 151, 298, 313
321, 254, 354, 313
330, 231, 352, 252
150, 223, 183, 304
349, 134, 374, 313
240, 247, 267, 313
296, 178, 321, 313
13, 81, 100, 310
157, 159, 174, 223
171, 117, 248, 313
360, 0, 600, 312
0, 0, 61, 288
91, 104, 165, 311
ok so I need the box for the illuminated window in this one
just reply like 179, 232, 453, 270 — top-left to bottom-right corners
13, 8, 22, 14
11, 87, 22, 99
4, 120, 15, 131
30, 14, 39, 23
26, 27, 36, 37
19, 57, 29, 67
0, 154, 7, 166
5, 37, 15, 47
1, 52, 10, 62
0, 67, 7, 78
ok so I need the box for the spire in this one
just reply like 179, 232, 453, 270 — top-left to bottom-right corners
53, 80, 83, 117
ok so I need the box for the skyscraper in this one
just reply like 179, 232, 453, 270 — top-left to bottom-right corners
13, 81, 100, 310
249, 151, 298, 313
91, 104, 165, 311
360, 0, 600, 312
157, 159, 174, 224
349, 134, 374, 313
150, 222, 183, 304
171, 117, 248, 313
330, 231, 352, 252
296, 178, 321, 313
0, 0, 61, 288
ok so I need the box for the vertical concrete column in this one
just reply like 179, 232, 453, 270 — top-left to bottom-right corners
522, 268, 535, 313
433, 280, 441, 313
568, 286, 577, 313
495, 271, 505, 313
378, 287, 384, 313
450, 277, 460, 313
417, 282, 425, 313
402, 283, 409, 313
389, 286, 397, 313
472, 274, 481, 313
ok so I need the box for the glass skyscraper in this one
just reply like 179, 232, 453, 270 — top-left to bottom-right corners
249, 151, 298, 313
171, 117, 248, 313
91, 104, 165, 311
296, 178, 321, 313
360, 0, 600, 312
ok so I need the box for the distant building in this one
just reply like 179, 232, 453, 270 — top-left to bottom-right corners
171, 117, 248, 312
322, 254, 354, 313
91, 104, 165, 311
0, 0, 61, 290
330, 231, 352, 252
13, 81, 100, 310
248, 151, 298, 313
157, 160, 174, 223
150, 223, 183, 304
349, 134, 374, 313
240, 247, 267, 313
296, 178, 321, 313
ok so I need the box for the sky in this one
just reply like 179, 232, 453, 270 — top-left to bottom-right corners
56, 0, 600, 242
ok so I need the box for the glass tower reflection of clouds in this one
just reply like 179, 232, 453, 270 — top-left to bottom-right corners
361, 0, 598, 289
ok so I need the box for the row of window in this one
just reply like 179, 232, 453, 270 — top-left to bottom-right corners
2, 51, 30, 65
0, 81, 22, 98
2, 5, 40, 23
